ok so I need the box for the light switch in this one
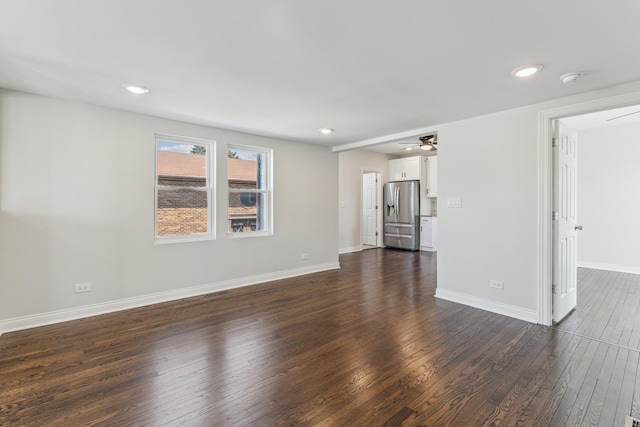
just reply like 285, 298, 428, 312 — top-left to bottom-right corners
447, 197, 462, 208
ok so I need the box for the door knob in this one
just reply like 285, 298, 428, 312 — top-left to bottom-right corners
575, 225, 583, 231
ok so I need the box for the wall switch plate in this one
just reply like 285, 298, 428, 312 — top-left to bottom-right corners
490, 280, 504, 290
75, 283, 91, 293
447, 196, 462, 208
301, 253, 309, 260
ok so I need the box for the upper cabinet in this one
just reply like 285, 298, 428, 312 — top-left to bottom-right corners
388, 155, 437, 215
426, 156, 438, 197
388, 156, 422, 181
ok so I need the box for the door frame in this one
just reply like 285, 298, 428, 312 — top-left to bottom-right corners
537, 90, 640, 325
361, 168, 383, 248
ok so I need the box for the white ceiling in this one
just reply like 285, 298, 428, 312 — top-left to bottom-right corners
1, 1, 639, 150
371, 104, 640, 155
561, 104, 640, 131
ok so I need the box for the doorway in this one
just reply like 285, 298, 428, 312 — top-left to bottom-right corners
361, 170, 382, 249
539, 92, 640, 326
551, 106, 640, 333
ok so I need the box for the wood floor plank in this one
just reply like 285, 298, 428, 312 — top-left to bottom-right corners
626, 272, 640, 349
582, 344, 619, 425
478, 330, 582, 426
600, 347, 630, 427
530, 335, 593, 425
2, 252, 640, 426
557, 268, 640, 349
563, 341, 610, 426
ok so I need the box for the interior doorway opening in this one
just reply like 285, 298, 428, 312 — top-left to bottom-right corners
543, 99, 640, 326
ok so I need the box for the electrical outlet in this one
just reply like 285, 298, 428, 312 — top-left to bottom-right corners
301, 253, 309, 260
75, 283, 91, 293
490, 280, 504, 290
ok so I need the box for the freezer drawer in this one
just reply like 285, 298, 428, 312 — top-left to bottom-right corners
383, 222, 419, 251
384, 222, 416, 235
384, 232, 418, 251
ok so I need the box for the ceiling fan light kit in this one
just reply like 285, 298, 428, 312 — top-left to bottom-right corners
400, 134, 438, 152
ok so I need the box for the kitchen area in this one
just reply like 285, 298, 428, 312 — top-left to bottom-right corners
384, 150, 438, 252
337, 133, 438, 255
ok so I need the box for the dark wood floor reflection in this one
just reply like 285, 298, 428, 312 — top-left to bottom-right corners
2, 250, 640, 426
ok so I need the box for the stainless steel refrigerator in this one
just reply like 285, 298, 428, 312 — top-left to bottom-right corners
383, 180, 420, 250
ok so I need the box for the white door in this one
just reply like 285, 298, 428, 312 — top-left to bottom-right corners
552, 121, 579, 322
362, 172, 377, 246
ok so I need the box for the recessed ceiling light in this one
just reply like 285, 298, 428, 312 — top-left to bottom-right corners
511, 65, 543, 78
319, 128, 334, 135
123, 84, 150, 95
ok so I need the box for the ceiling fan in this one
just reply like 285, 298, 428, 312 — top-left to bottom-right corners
606, 110, 640, 122
400, 135, 438, 152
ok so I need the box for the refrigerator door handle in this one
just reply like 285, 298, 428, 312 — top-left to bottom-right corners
384, 233, 413, 239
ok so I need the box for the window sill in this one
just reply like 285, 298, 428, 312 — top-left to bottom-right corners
227, 231, 273, 239
154, 235, 216, 245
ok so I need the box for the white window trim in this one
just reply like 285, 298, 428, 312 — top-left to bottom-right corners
154, 133, 216, 244
227, 144, 273, 238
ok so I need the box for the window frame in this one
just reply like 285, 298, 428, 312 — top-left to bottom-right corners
227, 144, 273, 238
154, 133, 216, 244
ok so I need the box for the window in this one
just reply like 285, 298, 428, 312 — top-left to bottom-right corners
227, 145, 272, 235
155, 134, 215, 242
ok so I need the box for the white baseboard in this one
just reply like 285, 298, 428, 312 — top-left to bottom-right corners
435, 288, 539, 324
339, 246, 362, 254
0, 261, 340, 336
578, 261, 640, 275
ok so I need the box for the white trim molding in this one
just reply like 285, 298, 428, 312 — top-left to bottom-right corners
339, 246, 362, 254
537, 89, 640, 326
332, 126, 439, 153
578, 262, 640, 275
435, 289, 538, 324
0, 262, 340, 336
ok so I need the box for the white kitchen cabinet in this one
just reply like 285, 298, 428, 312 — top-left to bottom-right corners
388, 155, 436, 215
420, 217, 432, 250
432, 217, 438, 250
420, 216, 437, 252
426, 156, 438, 197
388, 156, 421, 181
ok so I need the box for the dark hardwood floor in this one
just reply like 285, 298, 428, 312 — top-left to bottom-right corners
1, 249, 639, 426
554, 267, 640, 349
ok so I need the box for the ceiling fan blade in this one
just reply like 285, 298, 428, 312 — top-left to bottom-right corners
606, 110, 640, 122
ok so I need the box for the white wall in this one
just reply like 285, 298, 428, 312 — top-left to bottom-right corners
0, 90, 339, 329
576, 121, 640, 273
434, 81, 640, 322
435, 108, 539, 315
338, 149, 388, 253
